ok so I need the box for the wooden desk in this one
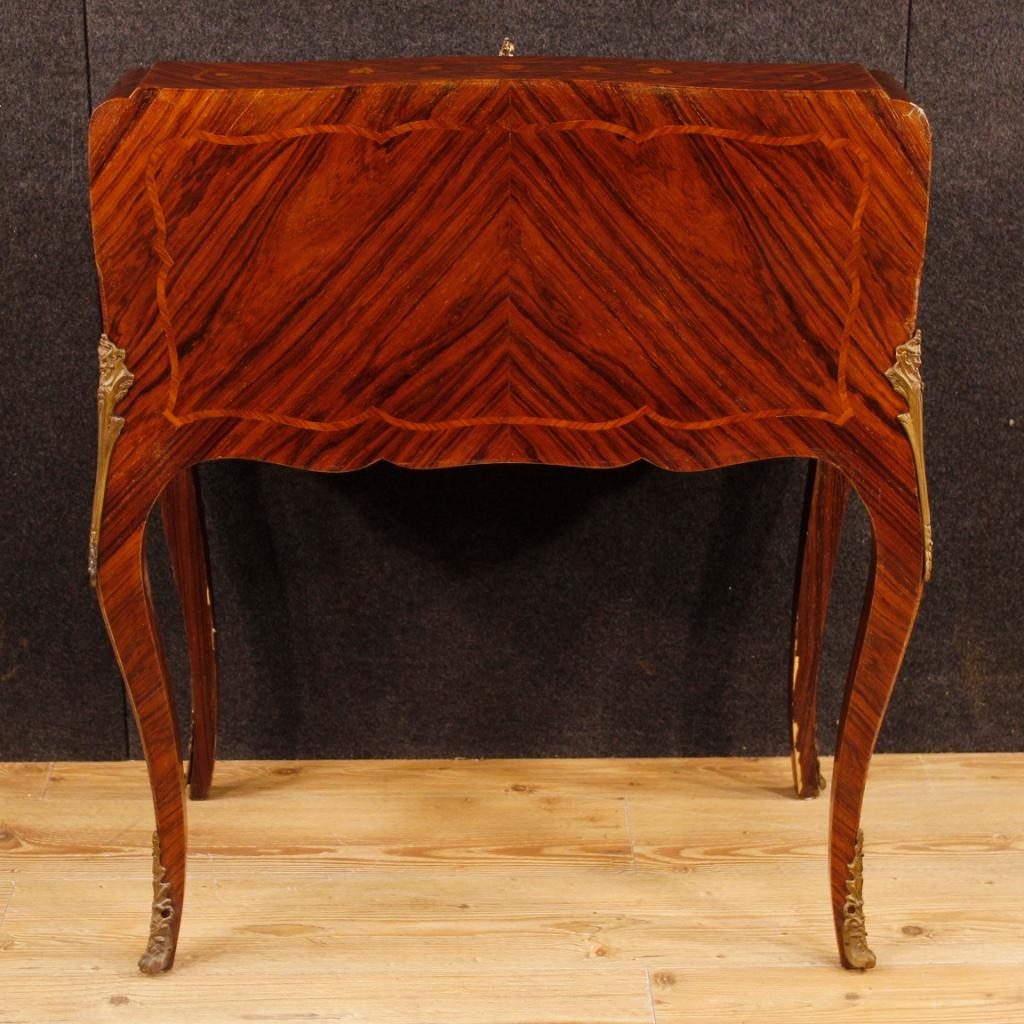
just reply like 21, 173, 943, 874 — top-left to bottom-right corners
87, 56, 931, 974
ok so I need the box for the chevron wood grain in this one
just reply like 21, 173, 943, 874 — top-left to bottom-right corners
86, 57, 931, 973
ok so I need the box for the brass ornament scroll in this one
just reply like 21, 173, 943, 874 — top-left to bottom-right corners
138, 831, 177, 974
885, 329, 933, 582
841, 828, 876, 970
88, 335, 134, 586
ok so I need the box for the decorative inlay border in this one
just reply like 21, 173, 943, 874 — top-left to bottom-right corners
145, 120, 870, 435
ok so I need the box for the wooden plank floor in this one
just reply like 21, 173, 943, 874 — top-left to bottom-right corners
1, 754, 1022, 1022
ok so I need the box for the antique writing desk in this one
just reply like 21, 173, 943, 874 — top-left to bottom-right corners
87, 56, 931, 974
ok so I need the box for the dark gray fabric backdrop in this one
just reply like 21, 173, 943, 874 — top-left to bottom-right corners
1, 1, 1021, 762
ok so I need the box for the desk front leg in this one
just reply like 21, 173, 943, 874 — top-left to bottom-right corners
828, 472, 925, 970
96, 519, 187, 974
89, 333, 188, 973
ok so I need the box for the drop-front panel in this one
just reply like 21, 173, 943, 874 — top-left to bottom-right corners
90, 59, 928, 475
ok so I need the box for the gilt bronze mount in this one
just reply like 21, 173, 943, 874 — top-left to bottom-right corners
840, 828, 876, 970
886, 330, 933, 582
138, 831, 178, 975
88, 334, 134, 586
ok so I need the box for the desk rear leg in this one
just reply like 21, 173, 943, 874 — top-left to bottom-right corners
790, 460, 850, 798
161, 467, 218, 801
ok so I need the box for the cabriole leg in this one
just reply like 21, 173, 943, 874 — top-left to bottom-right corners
161, 466, 218, 800
828, 485, 924, 970
96, 522, 187, 974
790, 460, 850, 798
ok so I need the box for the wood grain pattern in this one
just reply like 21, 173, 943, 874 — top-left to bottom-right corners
27, 752, 1024, 801
86, 57, 932, 972
1, 756, 1022, 1022
650, 967, 1024, 1024
0, 763, 50, 799
148, 122, 864, 432
791, 461, 852, 798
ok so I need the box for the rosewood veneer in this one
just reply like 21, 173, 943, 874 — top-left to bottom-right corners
87, 55, 932, 973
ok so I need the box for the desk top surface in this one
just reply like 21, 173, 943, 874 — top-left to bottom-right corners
104, 57, 907, 103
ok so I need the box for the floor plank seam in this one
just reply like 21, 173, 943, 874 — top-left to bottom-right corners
36, 762, 54, 801
622, 795, 638, 871
644, 966, 658, 1023
0, 881, 14, 931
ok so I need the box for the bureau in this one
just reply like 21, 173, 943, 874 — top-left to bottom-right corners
87, 54, 932, 974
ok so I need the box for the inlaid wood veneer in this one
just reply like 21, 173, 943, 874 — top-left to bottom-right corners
87, 57, 931, 974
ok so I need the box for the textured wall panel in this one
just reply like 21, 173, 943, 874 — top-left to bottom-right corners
887, 0, 1024, 751
4, 1, 1019, 760
81, 0, 904, 762
84, 1, 911, 100
0, 2, 127, 758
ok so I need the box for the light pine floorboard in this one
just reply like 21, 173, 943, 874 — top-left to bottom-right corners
0, 754, 1022, 1022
